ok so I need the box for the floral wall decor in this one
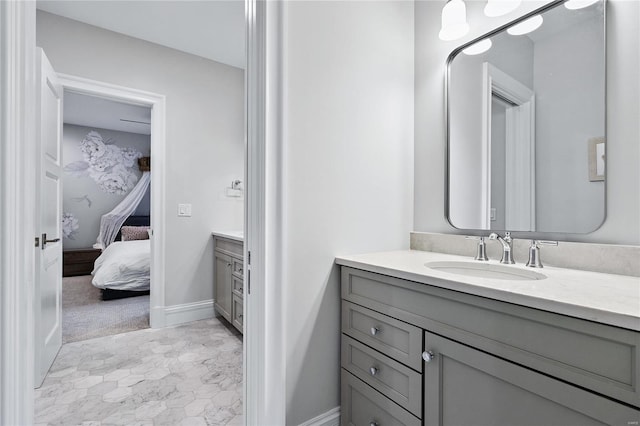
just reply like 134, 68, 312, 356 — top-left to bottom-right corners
62, 212, 79, 240
62, 125, 150, 249
64, 131, 143, 195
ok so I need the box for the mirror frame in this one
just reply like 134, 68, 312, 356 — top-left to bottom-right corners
444, 0, 607, 240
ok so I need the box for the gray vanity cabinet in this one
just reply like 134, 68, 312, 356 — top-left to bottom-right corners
340, 266, 640, 426
213, 235, 244, 333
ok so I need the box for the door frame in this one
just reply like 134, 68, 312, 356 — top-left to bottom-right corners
481, 62, 536, 231
1, 0, 281, 423
1, 1, 37, 424
58, 74, 167, 329
245, 0, 286, 424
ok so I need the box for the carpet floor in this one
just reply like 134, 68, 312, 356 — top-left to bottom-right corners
63, 275, 149, 344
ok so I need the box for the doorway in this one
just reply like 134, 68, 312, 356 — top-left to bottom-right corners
0, 1, 259, 424
60, 90, 153, 344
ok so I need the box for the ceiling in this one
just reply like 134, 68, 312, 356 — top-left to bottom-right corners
64, 91, 152, 135
36, 0, 245, 69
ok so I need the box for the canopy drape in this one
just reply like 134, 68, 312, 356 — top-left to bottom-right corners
94, 171, 151, 250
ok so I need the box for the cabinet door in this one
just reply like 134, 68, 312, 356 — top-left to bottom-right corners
214, 252, 233, 322
423, 332, 639, 426
232, 294, 244, 333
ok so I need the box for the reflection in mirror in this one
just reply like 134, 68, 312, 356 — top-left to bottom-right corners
447, 0, 605, 234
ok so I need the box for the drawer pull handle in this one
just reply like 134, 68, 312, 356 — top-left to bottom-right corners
422, 350, 436, 363
369, 367, 378, 376
370, 327, 380, 336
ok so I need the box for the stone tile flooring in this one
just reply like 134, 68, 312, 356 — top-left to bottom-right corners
35, 318, 243, 425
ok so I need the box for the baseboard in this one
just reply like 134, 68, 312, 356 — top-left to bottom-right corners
299, 407, 340, 426
157, 299, 215, 327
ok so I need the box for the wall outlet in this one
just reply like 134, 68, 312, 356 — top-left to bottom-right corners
178, 203, 192, 217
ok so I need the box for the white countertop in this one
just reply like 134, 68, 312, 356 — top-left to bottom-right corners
335, 250, 640, 331
211, 231, 244, 242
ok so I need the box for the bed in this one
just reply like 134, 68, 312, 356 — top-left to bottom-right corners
91, 215, 151, 300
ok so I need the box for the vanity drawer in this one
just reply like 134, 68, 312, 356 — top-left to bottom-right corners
342, 266, 640, 407
342, 301, 423, 371
341, 370, 420, 426
232, 276, 244, 296
342, 335, 421, 417
232, 258, 244, 278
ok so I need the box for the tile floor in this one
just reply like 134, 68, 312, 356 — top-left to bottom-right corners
35, 318, 243, 425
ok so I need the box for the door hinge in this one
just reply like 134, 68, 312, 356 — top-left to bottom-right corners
247, 270, 251, 295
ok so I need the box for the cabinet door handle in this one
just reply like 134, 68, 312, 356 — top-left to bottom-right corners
238, 268, 243, 274
369, 367, 378, 376
227, 263, 232, 267
422, 350, 436, 363
370, 326, 380, 336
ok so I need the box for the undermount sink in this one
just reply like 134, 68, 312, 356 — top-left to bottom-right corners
425, 261, 547, 281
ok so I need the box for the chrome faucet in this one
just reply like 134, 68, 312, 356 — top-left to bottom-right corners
489, 232, 515, 264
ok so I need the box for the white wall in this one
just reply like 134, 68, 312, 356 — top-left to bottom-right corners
283, 1, 414, 423
37, 10, 245, 305
415, 0, 640, 245
62, 124, 150, 249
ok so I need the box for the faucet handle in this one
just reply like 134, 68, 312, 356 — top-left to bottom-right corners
526, 240, 558, 268
465, 236, 489, 261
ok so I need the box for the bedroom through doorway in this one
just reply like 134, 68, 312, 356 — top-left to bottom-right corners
61, 91, 153, 344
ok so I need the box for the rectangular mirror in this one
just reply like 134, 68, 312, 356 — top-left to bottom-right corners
447, 0, 605, 233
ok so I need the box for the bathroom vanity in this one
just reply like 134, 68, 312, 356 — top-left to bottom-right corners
212, 231, 244, 333
337, 250, 640, 425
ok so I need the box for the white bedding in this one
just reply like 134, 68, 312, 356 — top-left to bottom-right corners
91, 240, 150, 291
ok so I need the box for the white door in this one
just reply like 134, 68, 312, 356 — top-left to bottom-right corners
34, 48, 63, 387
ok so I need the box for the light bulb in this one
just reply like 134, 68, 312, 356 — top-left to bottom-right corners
439, 0, 470, 41
463, 39, 493, 55
507, 14, 543, 36
484, 0, 521, 17
564, 0, 599, 10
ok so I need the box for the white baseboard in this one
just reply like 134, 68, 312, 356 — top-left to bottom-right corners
299, 407, 340, 426
154, 299, 215, 328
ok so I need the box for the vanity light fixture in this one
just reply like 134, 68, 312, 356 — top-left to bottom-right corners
564, 0, 599, 9
484, 0, 521, 17
462, 38, 493, 55
439, 0, 470, 41
506, 14, 543, 35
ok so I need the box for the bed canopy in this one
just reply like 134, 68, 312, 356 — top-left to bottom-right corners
94, 157, 151, 250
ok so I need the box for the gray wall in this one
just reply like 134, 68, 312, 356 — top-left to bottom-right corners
284, 1, 414, 423
534, 16, 605, 233
62, 124, 150, 249
415, 0, 640, 245
37, 10, 245, 305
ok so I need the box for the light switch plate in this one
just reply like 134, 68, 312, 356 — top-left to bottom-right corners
178, 203, 192, 217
